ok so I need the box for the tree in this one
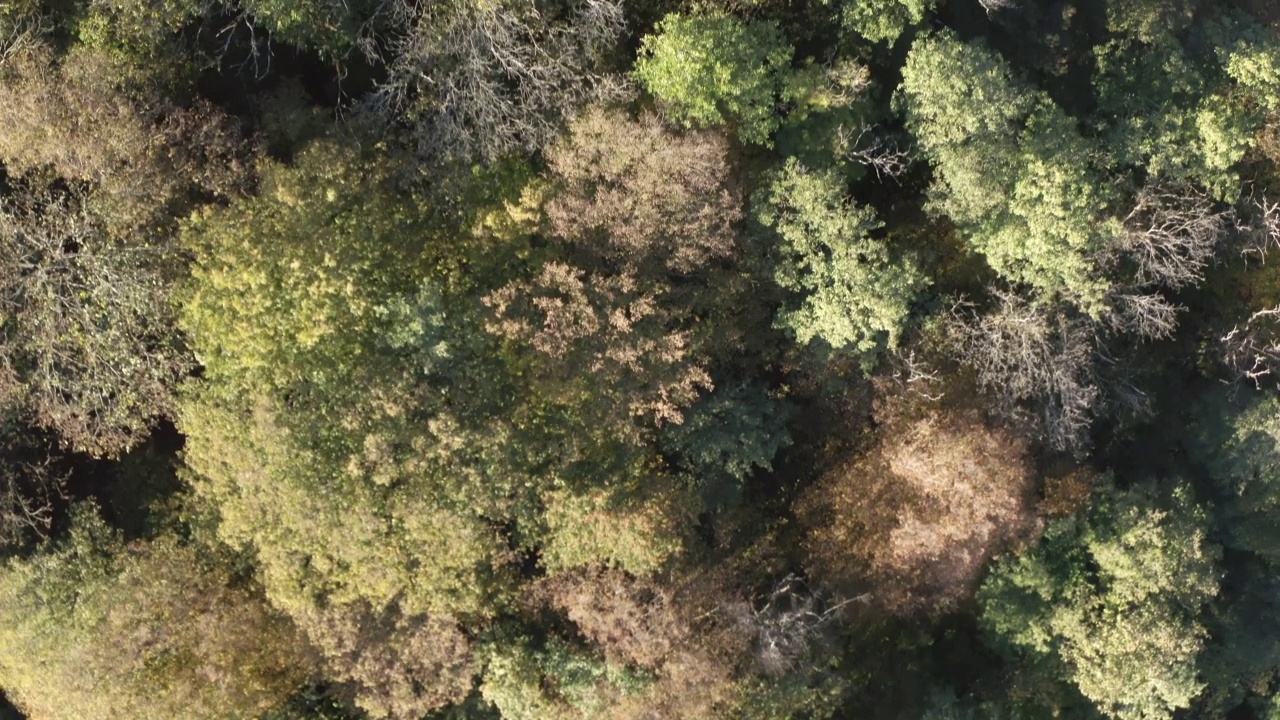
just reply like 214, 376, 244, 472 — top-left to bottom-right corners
798, 408, 1040, 615
1092, 36, 1252, 198
659, 383, 793, 511
0, 182, 190, 456
755, 158, 925, 368
838, 0, 937, 44
0, 504, 316, 720
179, 139, 518, 716
634, 13, 794, 146
980, 479, 1220, 720
0, 42, 251, 236
947, 292, 1101, 454
1192, 392, 1280, 562
485, 108, 748, 439
897, 33, 1116, 309
543, 107, 740, 275
369, 0, 625, 163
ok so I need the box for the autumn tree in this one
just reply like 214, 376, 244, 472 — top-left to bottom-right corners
486, 107, 745, 440
0, 42, 251, 236
798, 408, 1040, 615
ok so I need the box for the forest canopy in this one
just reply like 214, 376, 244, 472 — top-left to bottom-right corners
3, 0, 1280, 719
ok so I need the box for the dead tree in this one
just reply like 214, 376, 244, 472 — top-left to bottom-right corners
950, 291, 1100, 454
1221, 305, 1280, 388
1119, 181, 1230, 289
368, 0, 626, 163
736, 575, 855, 677
839, 124, 912, 181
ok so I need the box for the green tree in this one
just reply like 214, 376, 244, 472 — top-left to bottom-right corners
1192, 392, 1280, 562
838, 0, 937, 44
634, 12, 794, 145
980, 479, 1220, 720
897, 33, 1116, 309
179, 139, 518, 717
756, 158, 925, 367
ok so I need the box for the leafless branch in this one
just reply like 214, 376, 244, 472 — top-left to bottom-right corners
367, 0, 626, 163
736, 575, 856, 677
1221, 305, 1280, 388
950, 291, 1099, 455
1119, 181, 1230, 290
839, 124, 911, 182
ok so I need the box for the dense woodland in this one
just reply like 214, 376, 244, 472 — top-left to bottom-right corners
4, 0, 1280, 718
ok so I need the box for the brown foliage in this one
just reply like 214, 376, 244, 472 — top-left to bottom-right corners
299, 602, 475, 720
0, 44, 252, 235
539, 567, 751, 719
484, 108, 748, 438
0, 184, 190, 455
545, 107, 741, 273
798, 410, 1041, 615
486, 264, 712, 431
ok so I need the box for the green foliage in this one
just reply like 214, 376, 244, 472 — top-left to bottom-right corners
661, 383, 792, 510
479, 636, 651, 720
236, 0, 374, 56
1193, 392, 1280, 561
980, 480, 1220, 720
634, 12, 794, 145
541, 470, 695, 576
0, 503, 314, 720
898, 33, 1115, 308
1093, 36, 1252, 198
838, 0, 936, 44
756, 158, 925, 365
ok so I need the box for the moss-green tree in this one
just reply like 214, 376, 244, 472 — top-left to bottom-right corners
898, 32, 1116, 309
0, 504, 315, 720
756, 158, 925, 367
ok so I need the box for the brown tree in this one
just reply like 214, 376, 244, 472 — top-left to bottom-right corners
485, 108, 746, 438
538, 567, 750, 719
798, 410, 1041, 615
298, 602, 475, 720
544, 107, 741, 274
0, 43, 251, 236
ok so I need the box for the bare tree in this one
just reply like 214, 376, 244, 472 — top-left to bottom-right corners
950, 292, 1100, 454
978, 0, 1019, 15
736, 575, 854, 677
1118, 181, 1230, 289
0, 441, 66, 550
1221, 305, 1280, 388
367, 0, 626, 163
0, 184, 190, 456
0, 8, 47, 60
838, 124, 912, 181
1106, 292, 1182, 340
1241, 193, 1280, 263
